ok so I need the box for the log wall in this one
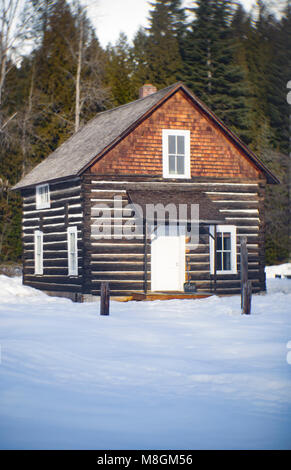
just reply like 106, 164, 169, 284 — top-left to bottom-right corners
21, 178, 83, 298
82, 175, 147, 296
82, 175, 266, 296
187, 180, 266, 294
21, 174, 266, 298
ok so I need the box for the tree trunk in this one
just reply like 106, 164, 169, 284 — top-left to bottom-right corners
21, 66, 35, 177
75, 15, 83, 133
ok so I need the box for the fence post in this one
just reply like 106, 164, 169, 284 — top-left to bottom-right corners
240, 237, 252, 314
100, 282, 110, 316
242, 280, 252, 315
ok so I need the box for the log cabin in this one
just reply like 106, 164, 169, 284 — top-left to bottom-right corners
12, 82, 279, 301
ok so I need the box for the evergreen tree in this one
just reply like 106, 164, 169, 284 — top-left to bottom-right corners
241, 0, 277, 154
265, 1, 291, 153
32, 0, 78, 149
182, 0, 215, 100
144, 0, 183, 87
183, 0, 252, 140
167, 0, 188, 60
105, 33, 135, 106
0, 0, 108, 261
131, 27, 152, 92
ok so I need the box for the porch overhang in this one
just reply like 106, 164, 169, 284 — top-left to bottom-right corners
127, 189, 225, 224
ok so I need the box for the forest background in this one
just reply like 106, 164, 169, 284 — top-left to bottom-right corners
0, 0, 290, 265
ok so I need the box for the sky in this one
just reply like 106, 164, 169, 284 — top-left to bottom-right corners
86, 0, 258, 48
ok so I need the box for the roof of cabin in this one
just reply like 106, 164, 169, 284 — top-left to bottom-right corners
13, 82, 279, 190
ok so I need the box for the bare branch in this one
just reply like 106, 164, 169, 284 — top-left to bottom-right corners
0, 111, 17, 131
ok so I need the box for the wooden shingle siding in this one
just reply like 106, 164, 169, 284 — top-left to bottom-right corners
21, 178, 83, 297
82, 175, 266, 296
90, 90, 261, 180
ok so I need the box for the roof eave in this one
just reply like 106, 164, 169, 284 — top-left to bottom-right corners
77, 83, 182, 176
79, 81, 280, 184
11, 174, 81, 192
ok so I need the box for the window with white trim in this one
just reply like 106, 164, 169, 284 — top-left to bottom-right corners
36, 184, 50, 209
67, 226, 78, 276
162, 129, 190, 178
34, 230, 43, 275
209, 225, 237, 274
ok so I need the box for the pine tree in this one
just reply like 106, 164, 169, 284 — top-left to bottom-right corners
240, 0, 277, 154
131, 27, 152, 93
182, 0, 215, 100
144, 0, 183, 87
265, 1, 291, 153
182, 1, 252, 140
31, 0, 108, 150
167, 0, 188, 58
105, 33, 136, 106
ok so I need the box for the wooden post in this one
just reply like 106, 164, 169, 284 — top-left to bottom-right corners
144, 220, 148, 294
213, 225, 217, 294
242, 280, 252, 315
240, 236, 252, 314
240, 236, 248, 308
100, 282, 110, 315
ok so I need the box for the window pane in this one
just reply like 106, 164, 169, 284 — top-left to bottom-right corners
216, 251, 222, 271
36, 236, 41, 254
223, 233, 231, 251
177, 135, 185, 155
68, 228, 78, 275
35, 232, 43, 274
177, 155, 184, 174
37, 185, 49, 207
69, 232, 75, 252
216, 232, 222, 250
169, 155, 176, 173
223, 252, 231, 270
168, 135, 176, 154
70, 253, 76, 272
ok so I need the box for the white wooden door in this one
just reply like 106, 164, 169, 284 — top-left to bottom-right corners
151, 225, 185, 291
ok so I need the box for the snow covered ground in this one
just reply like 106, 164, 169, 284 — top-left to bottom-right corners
0, 266, 291, 450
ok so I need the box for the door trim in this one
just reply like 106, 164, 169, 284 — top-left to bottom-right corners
151, 225, 185, 291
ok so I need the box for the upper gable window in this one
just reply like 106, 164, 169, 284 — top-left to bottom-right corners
162, 129, 190, 179
36, 184, 50, 209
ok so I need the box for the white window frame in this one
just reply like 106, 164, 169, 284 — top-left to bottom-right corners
209, 225, 237, 275
34, 230, 43, 275
67, 226, 78, 276
162, 129, 191, 179
36, 183, 50, 209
